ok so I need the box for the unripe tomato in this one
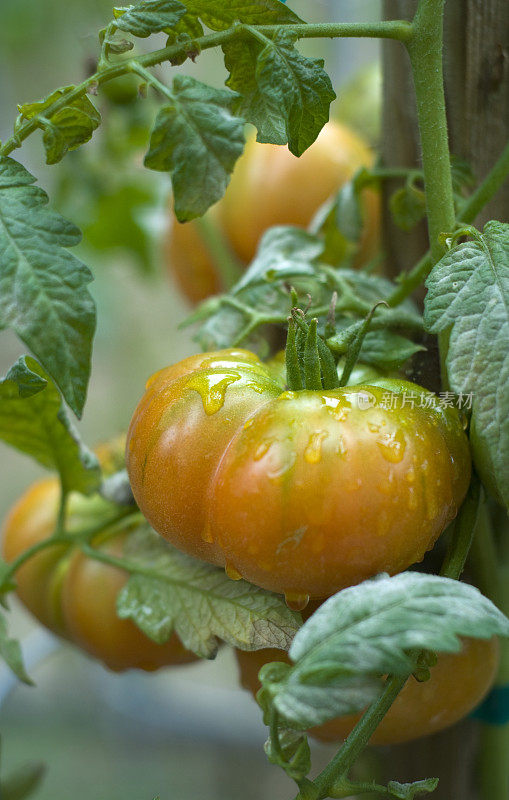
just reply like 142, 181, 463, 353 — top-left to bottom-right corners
167, 121, 380, 304
235, 637, 499, 745
126, 350, 470, 600
2, 441, 196, 672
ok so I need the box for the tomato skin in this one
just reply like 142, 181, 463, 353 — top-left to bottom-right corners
2, 444, 196, 672
235, 637, 499, 745
126, 350, 471, 598
166, 122, 380, 304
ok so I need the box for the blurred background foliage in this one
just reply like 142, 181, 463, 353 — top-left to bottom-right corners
0, 1, 381, 797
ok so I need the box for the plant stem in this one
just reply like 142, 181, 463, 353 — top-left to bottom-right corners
0, 20, 411, 159
194, 215, 243, 291
439, 477, 481, 580
306, 675, 408, 800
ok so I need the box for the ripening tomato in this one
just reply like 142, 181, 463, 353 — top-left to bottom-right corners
126, 349, 471, 601
167, 121, 380, 304
235, 637, 499, 745
2, 442, 196, 672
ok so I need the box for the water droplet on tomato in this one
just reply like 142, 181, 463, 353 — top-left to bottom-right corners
304, 431, 328, 464
377, 430, 406, 463
284, 592, 310, 611
186, 372, 241, 415
225, 563, 243, 581
405, 467, 416, 483
254, 439, 274, 461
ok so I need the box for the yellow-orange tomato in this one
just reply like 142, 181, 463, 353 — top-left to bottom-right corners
166, 122, 380, 304
126, 350, 471, 600
2, 446, 196, 672
235, 638, 499, 745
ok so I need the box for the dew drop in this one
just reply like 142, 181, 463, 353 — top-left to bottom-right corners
254, 438, 274, 461
405, 467, 416, 484
225, 563, 243, 581
186, 372, 241, 415
285, 592, 310, 611
377, 429, 406, 463
243, 417, 255, 430
304, 431, 328, 464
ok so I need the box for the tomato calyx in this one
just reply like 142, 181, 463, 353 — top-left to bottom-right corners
285, 308, 339, 392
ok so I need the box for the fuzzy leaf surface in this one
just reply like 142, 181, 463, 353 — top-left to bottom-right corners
114, 0, 186, 36
183, 0, 301, 30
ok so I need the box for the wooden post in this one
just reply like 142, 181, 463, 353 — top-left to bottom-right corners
380, 2, 509, 796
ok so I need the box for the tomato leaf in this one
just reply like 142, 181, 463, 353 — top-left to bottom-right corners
390, 185, 427, 232
0, 610, 32, 685
264, 728, 311, 782
261, 572, 509, 729
223, 38, 286, 145
144, 76, 245, 221
116, 526, 301, 658
182, 0, 302, 30
0, 157, 95, 418
234, 226, 325, 293
355, 329, 425, 371
424, 221, 509, 508
113, 0, 186, 37
17, 88, 100, 164
246, 29, 336, 156
0, 356, 100, 495
386, 779, 440, 799
1, 761, 46, 800
166, 12, 203, 41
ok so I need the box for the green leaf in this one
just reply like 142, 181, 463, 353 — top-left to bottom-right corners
312, 169, 372, 266
0, 356, 101, 495
390, 184, 426, 232
359, 330, 425, 370
113, 0, 186, 37
387, 779, 439, 799
424, 221, 509, 508
0, 157, 96, 418
18, 88, 100, 164
1, 762, 46, 800
223, 38, 286, 145
264, 572, 509, 729
144, 76, 245, 221
252, 29, 336, 156
0, 610, 32, 685
183, 0, 301, 30
166, 12, 203, 40
264, 728, 311, 781
116, 526, 301, 658
234, 225, 324, 293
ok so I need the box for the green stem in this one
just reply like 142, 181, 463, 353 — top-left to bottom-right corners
307, 675, 408, 800
0, 20, 411, 159
194, 215, 243, 291
458, 139, 509, 224
439, 477, 481, 580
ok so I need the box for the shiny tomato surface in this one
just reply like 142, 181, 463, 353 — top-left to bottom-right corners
126, 350, 471, 599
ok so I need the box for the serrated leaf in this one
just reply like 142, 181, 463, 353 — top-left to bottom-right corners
0, 157, 96, 417
183, 0, 301, 30
18, 88, 100, 164
1, 762, 46, 800
0, 356, 101, 495
234, 225, 324, 293
266, 572, 509, 729
387, 779, 439, 799
264, 728, 311, 781
116, 526, 301, 658
166, 12, 204, 41
223, 38, 287, 145
424, 221, 509, 508
144, 75, 245, 221
253, 29, 336, 156
0, 610, 32, 685
114, 0, 186, 37
390, 185, 426, 232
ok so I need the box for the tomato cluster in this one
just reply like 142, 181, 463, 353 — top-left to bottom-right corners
126, 349, 470, 602
236, 637, 499, 745
167, 121, 381, 303
2, 442, 195, 673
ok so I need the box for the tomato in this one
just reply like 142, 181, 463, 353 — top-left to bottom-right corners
167, 121, 380, 304
126, 349, 471, 600
2, 441, 196, 672
235, 637, 499, 745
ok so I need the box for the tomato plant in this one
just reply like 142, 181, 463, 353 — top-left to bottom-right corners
0, 1, 508, 799
167, 120, 380, 304
236, 636, 500, 745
